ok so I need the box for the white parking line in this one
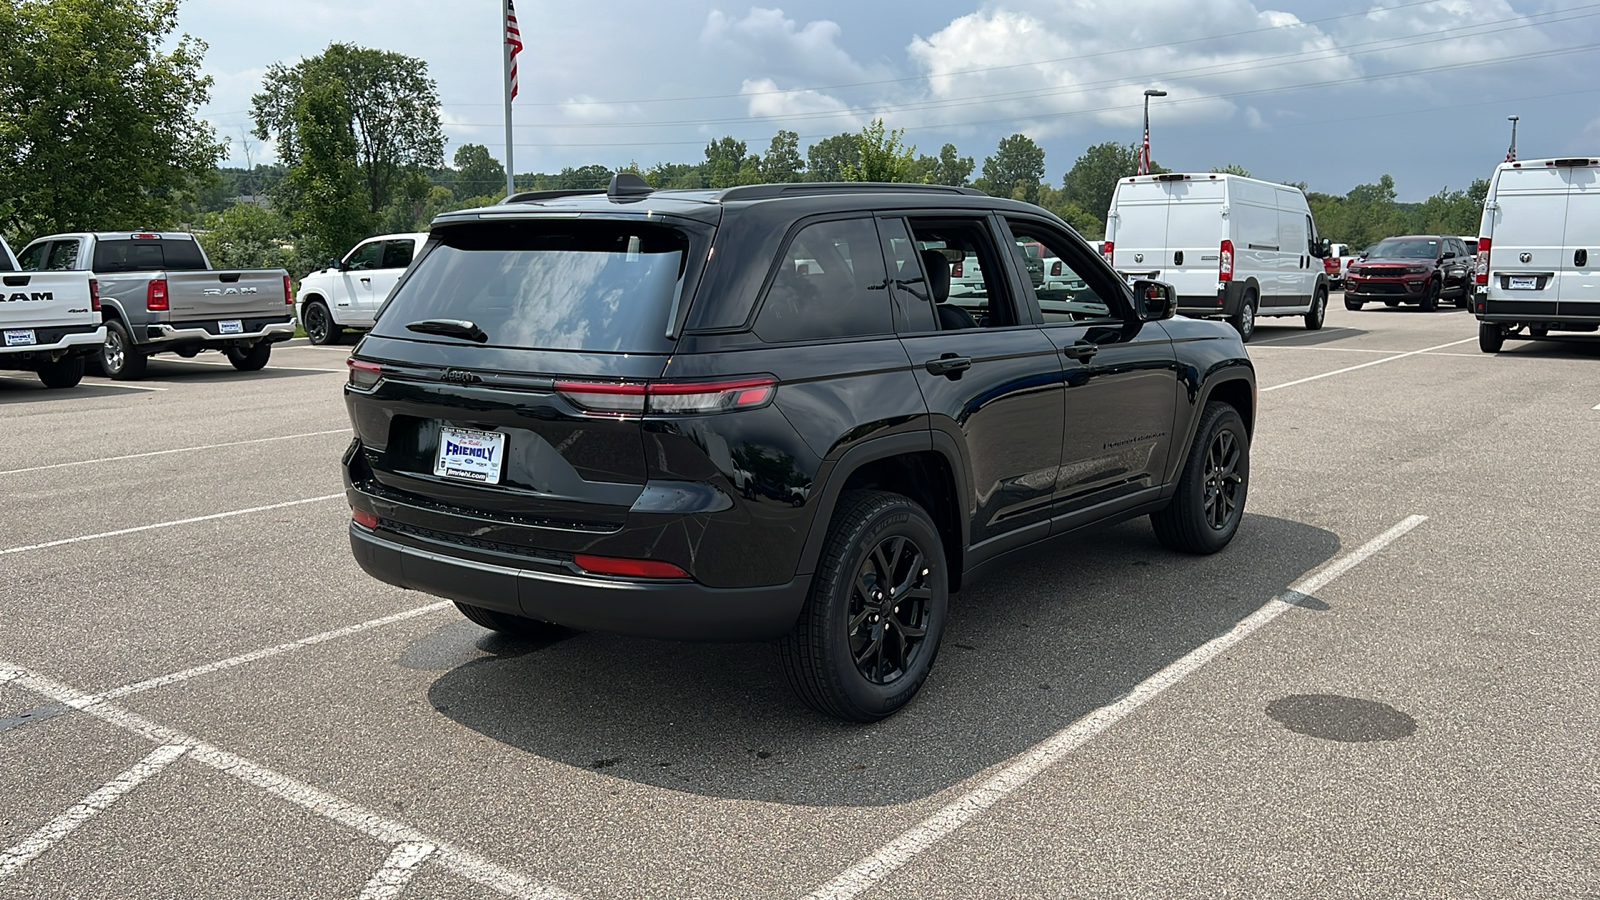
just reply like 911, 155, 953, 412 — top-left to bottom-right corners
0, 430, 350, 477
156, 358, 348, 373
803, 514, 1429, 900
1, 664, 579, 900
0, 375, 166, 392
1247, 345, 1396, 355
98, 601, 451, 701
359, 841, 438, 900
0, 494, 343, 556
0, 744, 188, 881
1262, 338, 1475, 392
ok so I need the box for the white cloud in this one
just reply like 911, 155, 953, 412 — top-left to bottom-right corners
700, 8, 881, 85
739, 78, 864, 129
1244, 106, 1267, 131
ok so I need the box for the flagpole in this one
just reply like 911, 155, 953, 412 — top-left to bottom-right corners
502, 0, 515, 197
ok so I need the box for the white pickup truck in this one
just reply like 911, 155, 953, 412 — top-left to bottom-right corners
295, 232, 427, 344
0, 236, 103, 389
19, 232, 294, 379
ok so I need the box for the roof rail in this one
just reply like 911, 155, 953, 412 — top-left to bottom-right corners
500, 188, 605, 205
715, 182, 986, 202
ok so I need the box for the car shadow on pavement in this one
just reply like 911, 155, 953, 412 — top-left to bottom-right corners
89, 362, 338, 383
1493, 337, 1600, 358
0, 378, 165, 402
424, 513, 1340, 807
1248, 325, 1370, 346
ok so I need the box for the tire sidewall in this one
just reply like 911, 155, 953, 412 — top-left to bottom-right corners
1183, 406, 1250, 553
1233, 290, 1257, 341
305, 301, 333, 345
1305, 287, 1327, 329
818, 499, 948, 719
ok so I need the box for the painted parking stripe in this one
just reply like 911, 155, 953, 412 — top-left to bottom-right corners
0, 375, 166, 392
1262, 338, 1475, 392
0, 744, 188, 881
0, 430, 350, 477
1, 664, 578, 900
359, 842, 438, 900
803, 515, 1429, 900
0, 494, 343, 556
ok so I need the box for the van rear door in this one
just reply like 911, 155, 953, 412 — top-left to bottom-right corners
1558, 163, 1600, 318
1484, 166, 1569, 318
1160, 180, 1227, 303
1108, 182, 1169, 280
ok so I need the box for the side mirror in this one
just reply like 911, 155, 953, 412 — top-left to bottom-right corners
1442, 250, 1456, 259
329, 258, 345, 272
1132, 279, 1177, 322
1317, 237, 1331, 258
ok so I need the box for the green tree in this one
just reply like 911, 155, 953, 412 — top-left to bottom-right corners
841, 119, 916, 183
761, 130, 805, 183
0, 0, 223, 241
252, 43, 445, 218
975, 133, 1046, 202
912, 143, 975, 187
1061, 141, 1164, 222
806, 133, 861, 182
1035, 185, 1106, 239
452, 144, 506, 199
1211, 163, 1252, 177
704, 137, 757, 189
281, 71, 373, 265
198, 203, 291, 270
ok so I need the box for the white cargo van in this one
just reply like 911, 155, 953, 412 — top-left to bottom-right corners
1473, 156, 1600, 352
1105, 173, 1331, 341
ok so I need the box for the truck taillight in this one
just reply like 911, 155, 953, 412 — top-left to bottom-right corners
1219, 240, 1234, 282
1101, 241, 1114, 265
146, 278, 168, 311
555, 376, 778, 417
1475, 237, 1490, 285
89, 279, 100, 312
283, 274, 293, 305
951, 261, 963, 278
1050, 261, 1061, 276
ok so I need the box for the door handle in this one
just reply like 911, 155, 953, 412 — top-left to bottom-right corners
360, 277, 372, 283
1061, 341, 1099, 361
924, 354, 972, 377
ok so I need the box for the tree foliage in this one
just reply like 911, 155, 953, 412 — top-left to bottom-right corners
840, 120, 916, 183
452, 144, 506, 198
806, 133, 861, 182
1061, 141, 1166, 228
911, 143, 975, 187
976, 134, 1047, 202
762, 130, 806, 183
199, 203, 291, 270
1211, 163, 1252, 177
0, 0, 224, 242
1307, 175, 1488, 248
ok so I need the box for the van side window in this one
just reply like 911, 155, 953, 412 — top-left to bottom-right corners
1006, 219, 1122, 324
754, 218, 891, 343
900, 217, 1019, 331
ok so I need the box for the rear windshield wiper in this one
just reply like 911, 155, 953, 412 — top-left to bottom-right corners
405, 319, 488, 344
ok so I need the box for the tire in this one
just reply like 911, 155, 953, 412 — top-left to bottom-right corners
1478, 322, 1504, 353
1150, 402, 1249, 555
453, 602, 566, 638
100, 319, 147, 380
1456, 284, 1475, 309
1420, 279, 1440, 312
1384, 300, 1400, 308
1529, 326, 1548, 338
302, 300, 339, 345
778, 490, 949, 722
36, 355, 84, 389
1304, 286, 1327, 330
1345, 296, 1364, 311
1229, 289, 1258, 342
224, 342, 272, 371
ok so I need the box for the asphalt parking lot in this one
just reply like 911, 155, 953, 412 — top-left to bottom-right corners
3, 301, 1598, 899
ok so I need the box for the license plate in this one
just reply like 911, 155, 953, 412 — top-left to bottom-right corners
218, 319, 244, 334
3, 329, 36, 347
434, 426, 506, 484
1508, 276, 1539, 291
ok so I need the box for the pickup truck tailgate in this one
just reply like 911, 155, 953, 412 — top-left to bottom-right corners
166, 270, 289, 319
1, 271, 98, 332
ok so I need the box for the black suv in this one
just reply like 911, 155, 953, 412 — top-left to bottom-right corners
343, 176, 1256, 721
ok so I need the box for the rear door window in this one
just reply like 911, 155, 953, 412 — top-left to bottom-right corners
45, 240, 80, 270
370, 219, 698, 353
754, 217, 891, 343
380, 239, 416, 270
17, 242, 47, 271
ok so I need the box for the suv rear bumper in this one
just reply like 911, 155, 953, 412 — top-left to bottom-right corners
349, 523, 811, 642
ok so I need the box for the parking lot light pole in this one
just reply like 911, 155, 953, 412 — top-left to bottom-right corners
1506, 115, 1520, 163
1140, 89, 1167, 176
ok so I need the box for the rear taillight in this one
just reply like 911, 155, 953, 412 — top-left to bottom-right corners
283, 274, 293, 305
574, 554, 689, 579
556, 376, 777, 417
1101, 241, 1114, 265
351, 508, 379, 529
347, 358, 382, 390
146, 278, 168, 311
1219, 240, 1234, 282
88, 279, 100, 312
951, 261, 964, 278
1475, 237, 1491, 285
1050, 261, 1062, 276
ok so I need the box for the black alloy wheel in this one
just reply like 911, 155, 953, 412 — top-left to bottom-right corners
1200, 427, 1245, 532
847, 534, 935, 686
1151, 402, 1250, 554
303, 300, 337, 345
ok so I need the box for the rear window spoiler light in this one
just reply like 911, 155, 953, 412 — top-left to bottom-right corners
1549, 158, 1598, 167
1125, 174, 1222, 182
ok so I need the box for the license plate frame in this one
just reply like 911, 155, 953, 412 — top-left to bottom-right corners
218, 319, 244, 334
3, 329, 37, 347
1507, 276, 1540, 291
434, 425, 507, 484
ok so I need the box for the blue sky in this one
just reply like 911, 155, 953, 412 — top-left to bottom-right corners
182, 0, 1600, 201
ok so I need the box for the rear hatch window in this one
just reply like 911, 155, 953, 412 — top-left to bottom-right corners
371, 219, 699, 353
92, 238, 208, 272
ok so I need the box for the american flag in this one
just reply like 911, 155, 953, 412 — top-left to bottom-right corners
506, 0, 523, 101
1137, 124, 1151, 176
1505, 145, 1516, 163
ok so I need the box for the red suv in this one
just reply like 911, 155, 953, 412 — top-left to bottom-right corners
1343, 235, 1475, 311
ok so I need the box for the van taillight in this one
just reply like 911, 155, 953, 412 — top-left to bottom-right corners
146, 278, 168, 311
1475, 237, 1491, 285
1101, 241, 1114, 265
89, 279, 100, 312
951, 261, 964, 278
283, 274, 293, 305
1050, 261, 1062, 276
556, 376, 778, 417
1219, 240, 1234, 282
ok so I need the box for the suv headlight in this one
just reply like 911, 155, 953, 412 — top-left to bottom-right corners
1405, 266, 1429, 275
